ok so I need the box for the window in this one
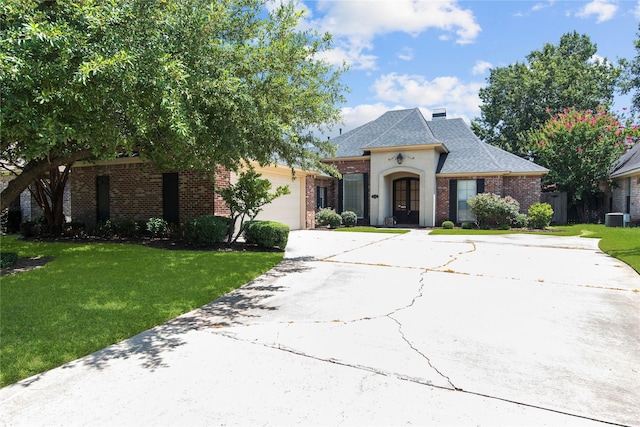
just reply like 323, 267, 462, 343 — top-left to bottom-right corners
343, 174, 365, 218
457, 180, 477, 222
316, 186, 328, 209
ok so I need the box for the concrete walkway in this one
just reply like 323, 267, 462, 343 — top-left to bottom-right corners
1, 229, 638, 426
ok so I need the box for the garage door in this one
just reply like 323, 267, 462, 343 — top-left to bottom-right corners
231, 168, 304, 230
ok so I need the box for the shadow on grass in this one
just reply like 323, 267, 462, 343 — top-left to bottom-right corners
38, 256, 316, 377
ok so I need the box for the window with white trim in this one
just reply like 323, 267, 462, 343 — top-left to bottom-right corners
457, 180, 477, 222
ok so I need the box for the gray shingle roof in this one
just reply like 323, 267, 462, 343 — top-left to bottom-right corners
611, 143, 640, 178
329, 108, 548, 174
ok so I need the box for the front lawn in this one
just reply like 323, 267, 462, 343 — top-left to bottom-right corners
0, 236, 283, 387
334, 226, 410, 234
431, 224, 640, 274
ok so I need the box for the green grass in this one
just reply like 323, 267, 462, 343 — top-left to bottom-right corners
431, 224, 640, 273
0, 236, 283, 387
334, 226, 410, 234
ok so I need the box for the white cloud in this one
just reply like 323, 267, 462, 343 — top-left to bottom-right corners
308, 0, 481, 69
635, 0, 640, 19
472, 60, 493, 75
397, 47, 414, 62
576, 0, 618, 22
339, 103, 407, 134
372, 73, 482, 117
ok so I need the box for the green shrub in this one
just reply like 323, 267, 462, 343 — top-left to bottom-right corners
244, 220, 290, 250
63, 221, 86, 238
513, 213, 529, 229
499, 223, 511, 230
0, 252, 19, 268
20, 221, 43, 238
96, 220, 115, 238
185, 215, 230, 247
341, 211, 358, 227
528, 203, 554, 229
116, 220, 139, 238
441, 220, 455, 229
146, 217, 169, 238
468, 193, 520, 228
316, 208, 342, 229
461, 221, 474, 229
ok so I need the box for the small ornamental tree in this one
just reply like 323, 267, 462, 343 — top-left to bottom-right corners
216, 168, 290, 243
527, 107, 639, 222
467, 193, 520, 229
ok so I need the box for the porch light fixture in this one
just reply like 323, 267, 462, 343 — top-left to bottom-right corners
396, 153, 404, 164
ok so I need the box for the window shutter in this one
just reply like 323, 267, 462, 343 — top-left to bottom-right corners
363, 173, 369, 219
337, 179, 344, 213
477, 178, 485, 194
316, 186, 321, 209
449, 180, 457, 223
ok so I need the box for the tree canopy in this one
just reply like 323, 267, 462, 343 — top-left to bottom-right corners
619, 24, 640, 115
0, 0, 347, 211
526, 107, 639, 221
472, 32, 621, 158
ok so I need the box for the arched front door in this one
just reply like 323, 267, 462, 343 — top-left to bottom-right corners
393, 177, 419, 224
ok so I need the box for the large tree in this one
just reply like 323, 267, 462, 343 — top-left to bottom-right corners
0, 0, 347, 213
472, 32, 621, 158
526, 107, 639, 222
619, 24, 640, 115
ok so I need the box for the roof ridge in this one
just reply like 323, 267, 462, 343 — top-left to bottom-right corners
362, 109, 417, 149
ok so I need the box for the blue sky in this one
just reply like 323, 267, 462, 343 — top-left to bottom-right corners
280, 0, 640, 136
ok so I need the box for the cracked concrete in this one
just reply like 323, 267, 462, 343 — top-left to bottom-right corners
1, 229, 638, 426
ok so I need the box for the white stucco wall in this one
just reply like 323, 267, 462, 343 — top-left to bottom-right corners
369, 148, 440, 227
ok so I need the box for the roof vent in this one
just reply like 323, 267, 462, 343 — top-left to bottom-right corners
432, 108, 446, 120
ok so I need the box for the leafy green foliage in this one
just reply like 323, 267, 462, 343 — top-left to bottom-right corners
0, 0, 347, 211
340, 211, 358, 227
315, 208, 342, 228
0, 252, 19, 268
527, 107, 639, 220
528, 203, 554, 229
441, 220, 455, 229
146, 217, 169, 238
512, 213, 529, 229
619, 23, 640, 115
184, 215, 230, 247
461, 221, 475, 229
472, 32, 621, 158
244, 220, 289, 250
468, 193, 520, 229
217, 168, 290, 243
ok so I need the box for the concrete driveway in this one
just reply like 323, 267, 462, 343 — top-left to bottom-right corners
1, 229, 639, 426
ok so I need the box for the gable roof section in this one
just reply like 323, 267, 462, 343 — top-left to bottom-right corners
611, 143, 640, 178
329, 108, 548, 175
428, 118, 547, 174
331, 109, 441, 157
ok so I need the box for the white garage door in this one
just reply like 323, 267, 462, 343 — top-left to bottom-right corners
231, 168, 304, 230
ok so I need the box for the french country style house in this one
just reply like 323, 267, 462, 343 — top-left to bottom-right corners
67, 107, 549, 230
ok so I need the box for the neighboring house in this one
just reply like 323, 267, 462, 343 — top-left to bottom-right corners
321, 108, 548, 227
607, 142, 640, 224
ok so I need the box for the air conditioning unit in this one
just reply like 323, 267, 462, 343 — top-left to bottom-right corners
605, 213, 629, 227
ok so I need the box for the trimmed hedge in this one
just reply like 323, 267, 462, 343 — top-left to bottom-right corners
184, 215, 231, 247
244, 220, 289, 250
528, 203, 554, 229
441, 220, 454, 229
0, 252, 19, 268
316, 208, 342, 228
340, 211, 358, 227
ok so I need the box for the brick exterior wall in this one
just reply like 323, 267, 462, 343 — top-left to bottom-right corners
305, 175, 316, 229
70, 161, 229, 229
322, 159, 371, 214
610, 174, 640, 223
436, 175, 543, 225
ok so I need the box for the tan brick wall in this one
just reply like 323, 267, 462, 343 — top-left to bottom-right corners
70, 162, 229, 229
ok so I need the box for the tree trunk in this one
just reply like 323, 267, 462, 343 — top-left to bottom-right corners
30, 165, 72, 235
0, 149, 93, 211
